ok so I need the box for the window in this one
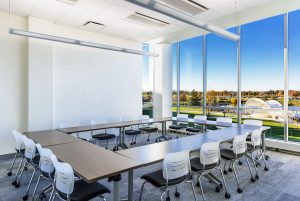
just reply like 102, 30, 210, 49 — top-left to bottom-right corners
288, 10, 300, 142
241, 15, 284, 140
179, 37, 203, 117
142, 44, 153, 117
207, 28, 237, 121
172, 43, 178, 117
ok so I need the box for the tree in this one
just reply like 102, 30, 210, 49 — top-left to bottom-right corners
179, 93, 187, 103
190, 89, 199, 106
231, 97, 237, 106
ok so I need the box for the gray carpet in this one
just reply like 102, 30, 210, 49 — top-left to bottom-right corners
1, 134, 300, 201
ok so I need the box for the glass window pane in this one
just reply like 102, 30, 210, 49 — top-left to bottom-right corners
241, 15, 284, 140
142, 44, 153, 117
207, 28, 237, 124
179, 36, 203, 117
288, 10, 300, 142
172, 43, 178, 117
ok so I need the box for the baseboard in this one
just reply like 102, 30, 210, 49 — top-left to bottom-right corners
266, 139, 300, 154
0, 153, 15, 160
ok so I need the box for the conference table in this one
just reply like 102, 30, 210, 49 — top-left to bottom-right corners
24, 118, 270, 201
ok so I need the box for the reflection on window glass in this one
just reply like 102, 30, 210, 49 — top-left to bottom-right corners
241, 15, 284, 140
207, 28, 237, 121
178, 37, 203, 117
288, 10, 300, 142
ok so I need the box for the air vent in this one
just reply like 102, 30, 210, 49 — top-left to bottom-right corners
158, 0, 208, 16
83, 21, 105, 32
56, 0, 79, 5
125, 12, 169, 28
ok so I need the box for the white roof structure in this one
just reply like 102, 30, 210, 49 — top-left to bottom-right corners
245, 98, 282, 109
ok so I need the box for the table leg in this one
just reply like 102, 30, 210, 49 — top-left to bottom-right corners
114, 180, 120, 201
128, 169, 133, 201
157, 121, 169, 141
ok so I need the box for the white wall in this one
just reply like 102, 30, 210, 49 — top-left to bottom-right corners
0, 13, 28, 155
0, 14, 143, 155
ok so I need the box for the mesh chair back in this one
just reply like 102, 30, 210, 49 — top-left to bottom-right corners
36, 144, 54, 174
200, 141, 220, 166
22, 136, 37, 160
251, 129, 262, 147
194, 115, 207, 124
244, 120, 263, 127
216, 117, 232, 127
51, 154, 74, 195
12, 130, 24, 151
233, 134, 248, 155
163, 150, 190, 180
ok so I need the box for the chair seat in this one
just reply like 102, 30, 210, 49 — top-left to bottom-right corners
125, 130, 142, 135
139, 127, 158, 132
247, 143, 261, 151
141, 169, 187, 188
16, 148, 25, 154
26, 155, 40, 165
186, 128, 200, 133
220, 149, 244, 160
169, 125, 184, 130
92, 133, 116, 140
246, 136, 251, 141
190, 157, 218, 171
58, 180, 110, 201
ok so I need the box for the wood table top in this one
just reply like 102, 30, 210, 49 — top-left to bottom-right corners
58, 117, 173, 134
48, 140, 140, 183
23, 130, 79, 147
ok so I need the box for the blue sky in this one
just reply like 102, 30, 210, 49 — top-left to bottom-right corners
144, 10, 300, 92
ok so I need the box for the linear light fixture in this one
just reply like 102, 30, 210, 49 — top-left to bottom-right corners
9, 28, 159, 57
124, 0, 240, 41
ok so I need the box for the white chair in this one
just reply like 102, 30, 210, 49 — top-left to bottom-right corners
247, 129, 269, 175
122, 117, 142, 146
138, 115, 159, 143
190, 141, 230, 200
187, 115, 207, 135
139, 150, 196, 201
220, 134, 256, 194
7, 130, 25, 177
49, 154, 110, 201
11, 131, 27, 187
169, 114, 189, 139
216, 117, 232, 129
21, 136, 40, 200
90, 120, 117, 149
31, 144, 55, 200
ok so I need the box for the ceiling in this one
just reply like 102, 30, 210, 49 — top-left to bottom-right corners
0, 0, 275, 43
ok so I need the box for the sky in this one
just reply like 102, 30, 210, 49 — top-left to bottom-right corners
143, 9, 300, 92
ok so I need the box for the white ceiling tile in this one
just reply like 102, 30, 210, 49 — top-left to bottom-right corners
0, 0, 39, 16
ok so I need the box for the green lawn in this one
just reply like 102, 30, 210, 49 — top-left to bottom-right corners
172, 106, 300, 142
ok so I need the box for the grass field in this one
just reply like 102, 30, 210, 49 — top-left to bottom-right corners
172, 106, 300, 142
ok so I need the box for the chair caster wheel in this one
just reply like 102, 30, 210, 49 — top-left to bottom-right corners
225, 192, 231, 199
130, 142, 134, 146
166, 196, 171, 201
216, 184, 223, 192
196, 182, 200, 187
159, 139, 161, 142
239, 161, 243, 165
12, 180, 17, 186
7, 171, 12, 176
223, 170, 228, 175
24, 166, 28, 171
251, 177, 255, 182
175, 191, 180, 197
256, 163, 261, 167
147, 139, 150, 142
264, 167, 269, 171
155, 139, 158, 142
265, 155, 270, 160
237, 187, 243, 193
255, 175, 259, 180
228, 168, 233, 172
23, 194, 28, 201
15, 182, 20, 188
